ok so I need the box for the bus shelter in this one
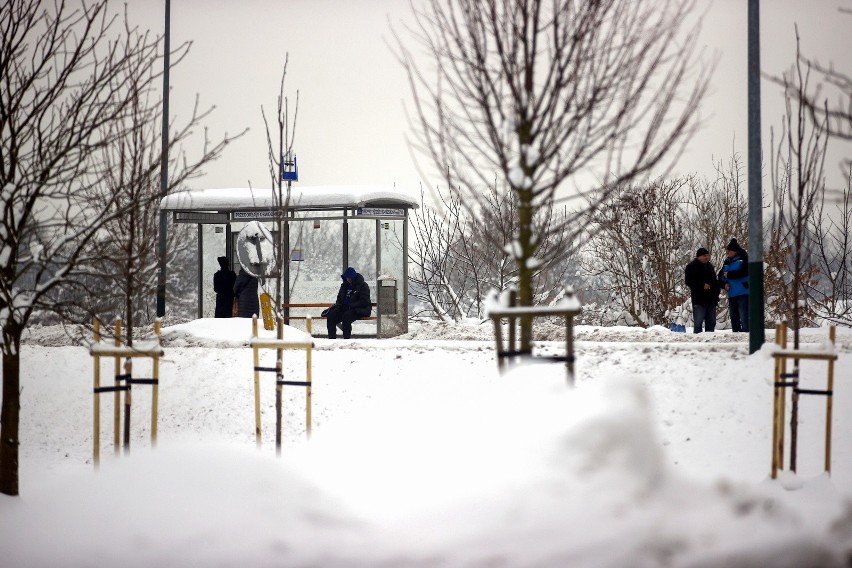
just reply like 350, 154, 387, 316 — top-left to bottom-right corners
160, 186, 418, 337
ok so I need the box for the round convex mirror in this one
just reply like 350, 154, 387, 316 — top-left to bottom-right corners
235, 221, 275, 278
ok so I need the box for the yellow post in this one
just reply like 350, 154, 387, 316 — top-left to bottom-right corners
152, 320, 161, 446
771, 325, 782, 479
93, 318, 101, 468
253, 315, 262, 448
778, 322, 788, 471
113, 319, 122, 454
825, 325, 836, 473
275, 317, 284, 456
306, 317, 313, 439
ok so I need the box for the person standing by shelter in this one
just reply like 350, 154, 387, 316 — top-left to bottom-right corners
233, 267, 260, 318
684, 247, 720, 333
213, 256, 237, 318
719, 238, 749, 332
325, 266, 371, 339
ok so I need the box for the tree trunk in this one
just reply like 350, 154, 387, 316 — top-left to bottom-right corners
517, 199, 534, 351
1, 329, 21, 496
127, 206, 136, 346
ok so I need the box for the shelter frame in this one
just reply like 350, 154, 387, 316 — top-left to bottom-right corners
160, 186, 417, 337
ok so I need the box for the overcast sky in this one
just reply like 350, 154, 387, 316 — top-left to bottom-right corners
126, 0, 852, 199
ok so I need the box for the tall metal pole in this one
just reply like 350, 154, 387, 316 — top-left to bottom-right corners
747, 0, 765, 353
156, 0, 171, 318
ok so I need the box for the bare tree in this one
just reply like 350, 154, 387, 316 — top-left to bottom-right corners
787, 15, 852, 150
686, 153, 750, 256
395, 0, 711, 350
581, 157, 751, 329
78, 76, 242, 344
261, 55, 299, 313
0, 0, 226, 495
769, 13, 852, 328
582, 177, 692, 327
410, 185, 480, 321
769, 32, 829, 340
410, 180, 574, 321
807, 168, 852, 325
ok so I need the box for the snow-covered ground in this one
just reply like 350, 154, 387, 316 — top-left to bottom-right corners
3, 319, 852, 566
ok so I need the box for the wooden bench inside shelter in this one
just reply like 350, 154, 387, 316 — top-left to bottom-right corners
282, 303, 378, 321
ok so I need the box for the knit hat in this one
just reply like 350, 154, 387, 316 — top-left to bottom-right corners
696, 247, 709, 257
342, 266, 357, 281
726, 238, 740, 252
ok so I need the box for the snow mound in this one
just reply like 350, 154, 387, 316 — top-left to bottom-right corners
160, 317, 311, 348
4, 352, 852, 566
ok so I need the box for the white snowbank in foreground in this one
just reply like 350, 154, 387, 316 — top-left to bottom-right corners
5, 319, 852, 566
3, 359, 851, 566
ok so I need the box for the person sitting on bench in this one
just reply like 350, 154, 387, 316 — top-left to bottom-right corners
324, 266, 371, 339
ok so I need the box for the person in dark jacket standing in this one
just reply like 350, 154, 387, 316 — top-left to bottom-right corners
684, 247, 720, 333
233, 267, 260, 318
213, 256, 237, 318
719, 238, 749, 332
325, 266, 371, 339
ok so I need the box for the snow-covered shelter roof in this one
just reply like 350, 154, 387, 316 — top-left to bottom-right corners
160, 186, 418, 212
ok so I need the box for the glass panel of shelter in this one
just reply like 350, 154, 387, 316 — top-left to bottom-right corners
378, 218, 407, 337
343, 215, 378, 336
286, 215, 346, 326
200, 224, 228, 318
281, 212, 378, 335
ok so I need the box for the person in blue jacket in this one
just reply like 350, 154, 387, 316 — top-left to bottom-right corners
719, 238, 749, 332
325, 267, 372, 339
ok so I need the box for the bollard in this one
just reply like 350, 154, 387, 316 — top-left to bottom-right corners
114, 319, 122, 453
90, 317, 164, 468
93, 319, 101, 468
250, 315, 315, 453
770, 322, 837, 478
253, 316, 262, 447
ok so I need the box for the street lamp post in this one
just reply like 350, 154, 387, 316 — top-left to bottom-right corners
156, 0, 171, 318
747, 0, 765, 353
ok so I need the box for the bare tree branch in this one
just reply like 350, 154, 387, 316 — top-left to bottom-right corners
393, 0, 711, 349
0, 0, 240, 496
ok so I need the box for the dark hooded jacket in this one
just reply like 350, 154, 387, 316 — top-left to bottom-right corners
213, 257, 237, 318
335, 267, 372, 317
685, 256, 720, 305
233, 268, 260, 318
